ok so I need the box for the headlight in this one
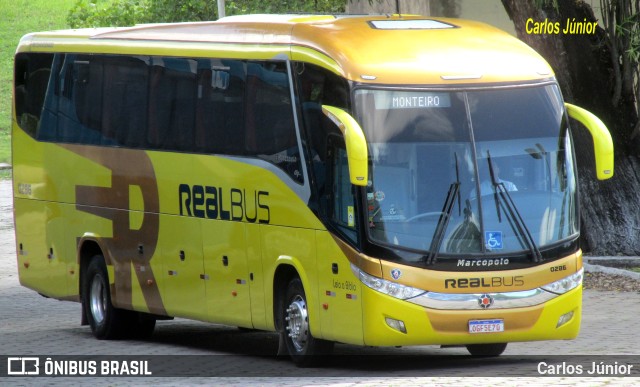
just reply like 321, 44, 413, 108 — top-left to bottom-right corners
541, 268, 583, 295
352, 264, 426, 300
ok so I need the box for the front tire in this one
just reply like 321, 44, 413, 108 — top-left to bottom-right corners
281, 278, 333, 367
466, 343, 507, 357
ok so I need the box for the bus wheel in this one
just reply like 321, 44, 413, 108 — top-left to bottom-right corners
465, 343, 507, 357
83, 255, 128, 339
281, 278, 333, 367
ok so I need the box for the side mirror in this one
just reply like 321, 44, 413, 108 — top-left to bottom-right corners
321, 105, 368, 186
565, 103, 614, 180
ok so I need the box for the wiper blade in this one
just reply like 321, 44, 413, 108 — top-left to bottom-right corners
425, 182, 459, 265
486, 154, 543, 263
487, 153, 502, 223
425, 153, 461, 265
495, 183, 543, 262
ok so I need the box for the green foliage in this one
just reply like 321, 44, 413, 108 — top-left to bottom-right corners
67, 0, 148, 28
145, 0, 217, 23
227, 0, 345, 15
616, 13, 640, 64
67, 0, 346, 28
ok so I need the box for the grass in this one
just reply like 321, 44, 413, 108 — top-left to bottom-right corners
0, 0, 76, 165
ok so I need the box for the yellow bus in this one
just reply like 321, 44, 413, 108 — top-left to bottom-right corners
12, 14, 613, 366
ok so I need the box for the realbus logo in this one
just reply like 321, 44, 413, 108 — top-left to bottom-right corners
179, 184, 270, 224
444, 276, 524, 289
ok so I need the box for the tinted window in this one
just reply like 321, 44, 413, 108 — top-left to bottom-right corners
294, 63, 349, 194
14, 53, 54, 137
331, 145, 357, 244
194, 59, 246, 155
17, 53, 303, 184
245, 61, 302, 183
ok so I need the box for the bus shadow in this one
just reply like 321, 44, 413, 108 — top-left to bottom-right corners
110, 320, 547, 376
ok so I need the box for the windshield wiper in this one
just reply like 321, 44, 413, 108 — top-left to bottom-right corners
486, 153, 543, 263
425, 154, 461, 265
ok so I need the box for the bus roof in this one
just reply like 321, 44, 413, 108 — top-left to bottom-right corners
17, 14, 554, 85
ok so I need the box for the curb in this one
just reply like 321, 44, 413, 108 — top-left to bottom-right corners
584, 256, 640, 280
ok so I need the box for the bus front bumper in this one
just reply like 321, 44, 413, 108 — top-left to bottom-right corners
361, 284, 581, 347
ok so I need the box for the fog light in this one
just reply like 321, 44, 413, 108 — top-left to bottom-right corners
557, 311, 574, 328
385, 317, 407, 333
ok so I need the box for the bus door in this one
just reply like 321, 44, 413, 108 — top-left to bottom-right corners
316, 139, 364, 344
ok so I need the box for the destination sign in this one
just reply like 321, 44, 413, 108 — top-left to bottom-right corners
374, 91, 451, 110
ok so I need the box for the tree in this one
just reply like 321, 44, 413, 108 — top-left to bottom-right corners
501, 0, 640, 254
67, 0, 345, 27
67, 0, 149, 27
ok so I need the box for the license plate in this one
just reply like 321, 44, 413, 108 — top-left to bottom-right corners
469, 319, 504, 334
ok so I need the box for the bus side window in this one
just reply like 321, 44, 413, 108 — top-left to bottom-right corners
194, 59, 246, 155
294, 62, 349, 202
246, 61, 303, 184
73, 57, 104, 145
147, 57, 198, 151
328, 138, 357, 244
42, 53, 93, 143
147, 62, 170, 148
115, 57, 149, 147
14, 53, 54, 138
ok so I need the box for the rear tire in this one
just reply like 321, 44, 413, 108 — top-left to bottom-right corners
281, 278, 333, 367
83, 255, 130, 339
466, 343, 507, 357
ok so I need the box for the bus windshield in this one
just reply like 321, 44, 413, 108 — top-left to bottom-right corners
354, 85, 578, 259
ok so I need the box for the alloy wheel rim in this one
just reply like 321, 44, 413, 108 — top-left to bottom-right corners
89, 274, 106, 324
285, 295, 309, 352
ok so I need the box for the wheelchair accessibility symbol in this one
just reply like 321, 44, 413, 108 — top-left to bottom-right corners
485, 231, 503, 250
